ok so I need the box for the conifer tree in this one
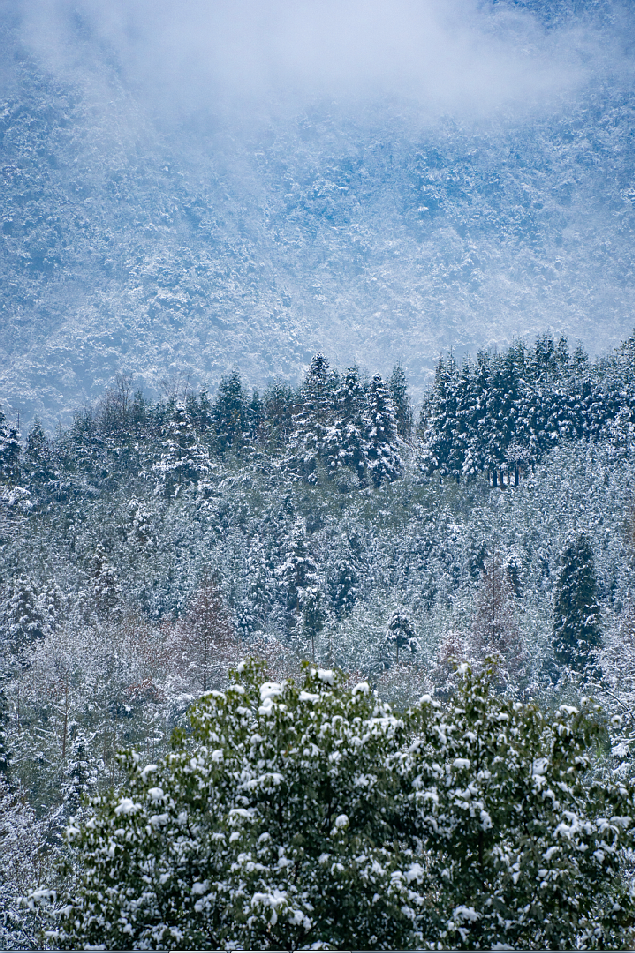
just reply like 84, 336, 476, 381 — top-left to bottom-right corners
328, 557, 359, 621
328, 366, 368, 483
366, 374, 402, 487
0, 406, 21, 486
385, 610, 417, 664
279, 521, 321, 635
60, 729, 99, 819
4, 577, 48, 662
24, 418, 56, 486
0, 688, 10, 777
154, 399, 211, 495
419, 354, 461, 478
553, 534, 601, 672
388, 364, 413, 439
212, 372, 249, 455
296, 355, 336, 477
262, 381, 297, 447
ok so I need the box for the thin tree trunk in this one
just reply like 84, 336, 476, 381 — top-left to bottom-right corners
62, 675, 69, 761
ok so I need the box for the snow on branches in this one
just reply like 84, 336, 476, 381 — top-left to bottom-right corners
41, 660, 635, 951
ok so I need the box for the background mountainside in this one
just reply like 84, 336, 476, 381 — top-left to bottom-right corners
1, 0, 634, 430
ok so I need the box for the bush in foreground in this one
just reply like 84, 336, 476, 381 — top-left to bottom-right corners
39, 660, 635, 950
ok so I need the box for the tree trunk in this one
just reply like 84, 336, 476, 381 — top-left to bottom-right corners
62, 675, 69, 761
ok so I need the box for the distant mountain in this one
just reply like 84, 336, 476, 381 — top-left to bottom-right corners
1, 0, 634, 430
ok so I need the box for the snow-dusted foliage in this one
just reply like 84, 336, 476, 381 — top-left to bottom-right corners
40, 661, 635, 950
0, 777, 50, 950
5, 338, 635, 945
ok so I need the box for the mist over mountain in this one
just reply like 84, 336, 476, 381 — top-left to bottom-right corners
1, 0, 634, 430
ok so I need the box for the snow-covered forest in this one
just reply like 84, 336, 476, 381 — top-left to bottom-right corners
3, 332, 635, 945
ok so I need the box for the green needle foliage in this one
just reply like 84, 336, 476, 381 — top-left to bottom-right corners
38, 661, 635, 950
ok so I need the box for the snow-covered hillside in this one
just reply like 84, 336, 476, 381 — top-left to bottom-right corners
1, 0, 634, 429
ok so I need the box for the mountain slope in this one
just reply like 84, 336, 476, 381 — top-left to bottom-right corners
1, 0, 634, 429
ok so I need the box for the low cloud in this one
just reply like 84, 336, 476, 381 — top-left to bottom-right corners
13, 0, 625, 122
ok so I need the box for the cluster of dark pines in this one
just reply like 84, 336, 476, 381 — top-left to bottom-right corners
2, 332, 635, 494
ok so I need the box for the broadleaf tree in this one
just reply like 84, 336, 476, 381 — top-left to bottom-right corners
38, 661, 635, 951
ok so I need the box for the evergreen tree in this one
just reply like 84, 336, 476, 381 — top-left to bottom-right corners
279, 521, 321, 635
327, 367, 368, 483
388, 364, 413, 440
84, 546, 122, 623
24, 418, 56, 486
4, 576, 49, 661
212, 372, 249, 455
47, 663, 635, 951
366, 374, 402, 487
0, 406, 21, 486
553, 534, 602, 672
296, 355, 336, 478
60, 728, 99, 819
154, 399, 212, 495
262, 381, 297, 447
328, 557, 359, 621
0, 688, 10, 777
419, 354, 462, 478
385, 610, 417, 664
247, 389, 264, 443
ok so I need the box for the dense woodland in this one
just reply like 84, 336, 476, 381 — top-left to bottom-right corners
3, 333, 635, 946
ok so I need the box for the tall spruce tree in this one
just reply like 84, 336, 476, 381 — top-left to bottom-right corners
212, 372, 249, 455
0, 406, 21, 486
388, 364, 413, 440
296, 355, 336, 478
366, 374, 402, 487
328, 367, 368, 483
553, 534, 601, 671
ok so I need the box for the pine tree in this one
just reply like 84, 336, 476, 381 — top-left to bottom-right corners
553, 534, 601, 672
327, 367, 368, 483
61, 728, 98, 818
366, 375, 402, 487
388, 364, 413, 440
23, 418, 55, 485
295, 355, 336, 478
84, 546, 122, 623
212, 372, 249, 455
279, 521, 321, 635
262, 381, 297, 447
328, 557, 359, 621
385, 610, 417, 664
419, 354, 461, 478
0, 688, 10, 777
4, 576, 49, 661
153, 399, 212, 495
0, 406, 21, 486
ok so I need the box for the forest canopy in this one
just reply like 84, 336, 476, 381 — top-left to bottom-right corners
3, 332, 635, 948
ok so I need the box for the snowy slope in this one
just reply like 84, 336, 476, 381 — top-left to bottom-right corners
0, 0, 634, 429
